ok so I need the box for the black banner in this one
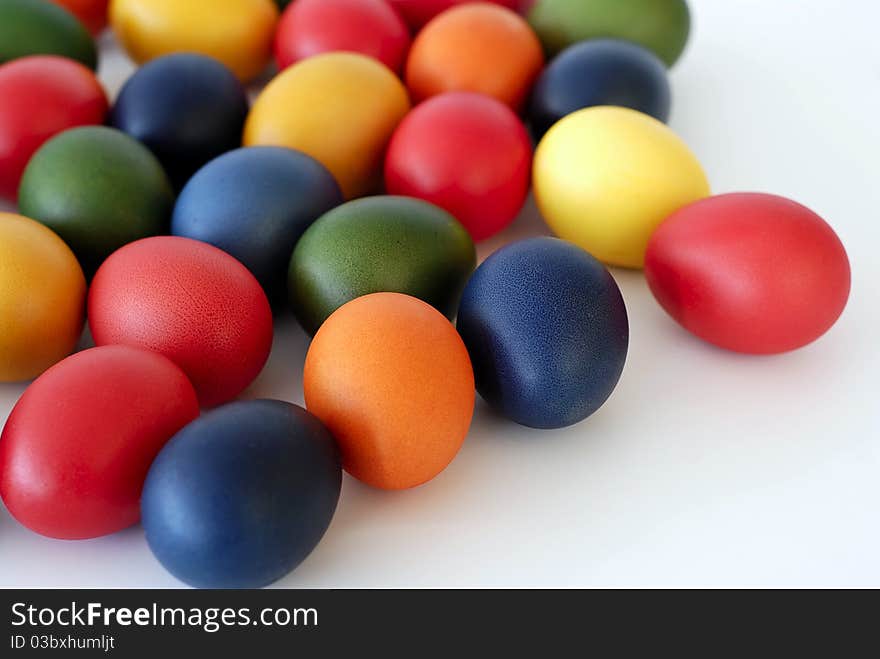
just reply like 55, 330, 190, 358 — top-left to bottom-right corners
0, 588, 871, 653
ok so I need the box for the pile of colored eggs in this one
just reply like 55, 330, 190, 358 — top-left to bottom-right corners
0, 0, 851, 589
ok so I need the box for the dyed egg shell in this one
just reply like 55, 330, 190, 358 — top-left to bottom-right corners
18, 126, 173, 275
275, 0, 411, 73
0, 0, 97, 68
457, 237, 628, 429
289, 196, 475, 335
110, 54, 249, 190
528, 0, 691, 67
49, 0, 109, 34
0, 345, 199, 540
645, 193, 851, 354
304, 293, 474, 490
0, 55, 107, 201
389, 0, 525, 30
142, 400, 341, 589
88, 236, 273, 408
173, 147, 343, 297
385, 93, 532, 241
406, 3, 543, 111
0, 213, 85, 382
534, 106, 709, 269
110, 0, 278, 82
529, 39, 671, 139
244, 52, 410, 199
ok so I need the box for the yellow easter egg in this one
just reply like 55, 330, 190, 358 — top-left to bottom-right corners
244, 52, 411, 199
109, 0, 278, 82
533, 106, 710, 268
0, 213, 86, 381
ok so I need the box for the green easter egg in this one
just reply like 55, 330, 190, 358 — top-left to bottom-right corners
528, 0, 691, 67
18, 126, 174, 275
289, 196, 476, 336
0, 0, 98, 69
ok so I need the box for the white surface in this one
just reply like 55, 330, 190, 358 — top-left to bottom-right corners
1, 0, 878, 588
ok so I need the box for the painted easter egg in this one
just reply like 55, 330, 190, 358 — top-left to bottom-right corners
49, 0, 109, 34
142, 400, 341, 589
0, 345, 199, 539
88, 236, 273, 408
457, 237, 629, 429
0, 0, 97, 68
275, 0, 411, 73
173, 147, 343, 297
528, 0, 691, 67
304, 293, 474, 490
645, 193, 851, 354
244, 52, 410, 199
528, 39, 671, 139
18, 126, 173, 275
0, 55, 107, 201
110, 0, 278, 81
289, 196, 475, 335
385, 93, 532, 241
406, 3, 543, 111
389, 0, 525, 31
533, 106, 709, 268
110, 54, 249, 190
0, 213, 85, 382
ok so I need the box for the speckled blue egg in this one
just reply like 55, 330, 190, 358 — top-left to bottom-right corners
172, 146, 343, 297
110, 53, 249, 190
141, 399, 342, 589
528, 39, 671, 139
457, 237, 629, 429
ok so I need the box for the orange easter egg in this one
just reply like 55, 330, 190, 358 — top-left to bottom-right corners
406, 3, 544, 111
304, 292, 475, 490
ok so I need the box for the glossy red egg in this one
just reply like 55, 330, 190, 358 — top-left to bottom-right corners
88, 236, 273, 407
389, 0, 525, 30
275, 0, 411, 73
384, 92, 532, 241
0, 346, 199, 540
645, 193, 851, 354
0, 55, 107, 201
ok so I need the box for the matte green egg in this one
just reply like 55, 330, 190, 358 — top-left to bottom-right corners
289, 196, 476, 336
528, 0, 691, 67
18, 126, 174, 275
0, 0, 97, 69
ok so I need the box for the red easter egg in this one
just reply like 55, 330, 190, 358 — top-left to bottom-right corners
49, 0, 110, 35
0, 55, 108, 201
88, 236, 273, 407
645, 193, 851, 354
0, 346, 199, 540
384, 92, 532, 241
389, 0, 525, 30
275, 0, 411, 73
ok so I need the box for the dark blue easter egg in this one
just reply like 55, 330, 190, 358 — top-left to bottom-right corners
457, 237, 629, 429
109, 53, 249, 189
141, 399, 342, 589
528, 39, 671, 139
172, 146, 343, 296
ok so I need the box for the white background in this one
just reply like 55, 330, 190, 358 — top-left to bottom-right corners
1, 0, 878, 588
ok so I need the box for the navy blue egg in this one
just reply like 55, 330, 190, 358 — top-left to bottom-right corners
528, 39, 671, 139
457, 237, 629, 430
141, 399, 342, 589
109, 53, 249, 190
172, 146, 343, 297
